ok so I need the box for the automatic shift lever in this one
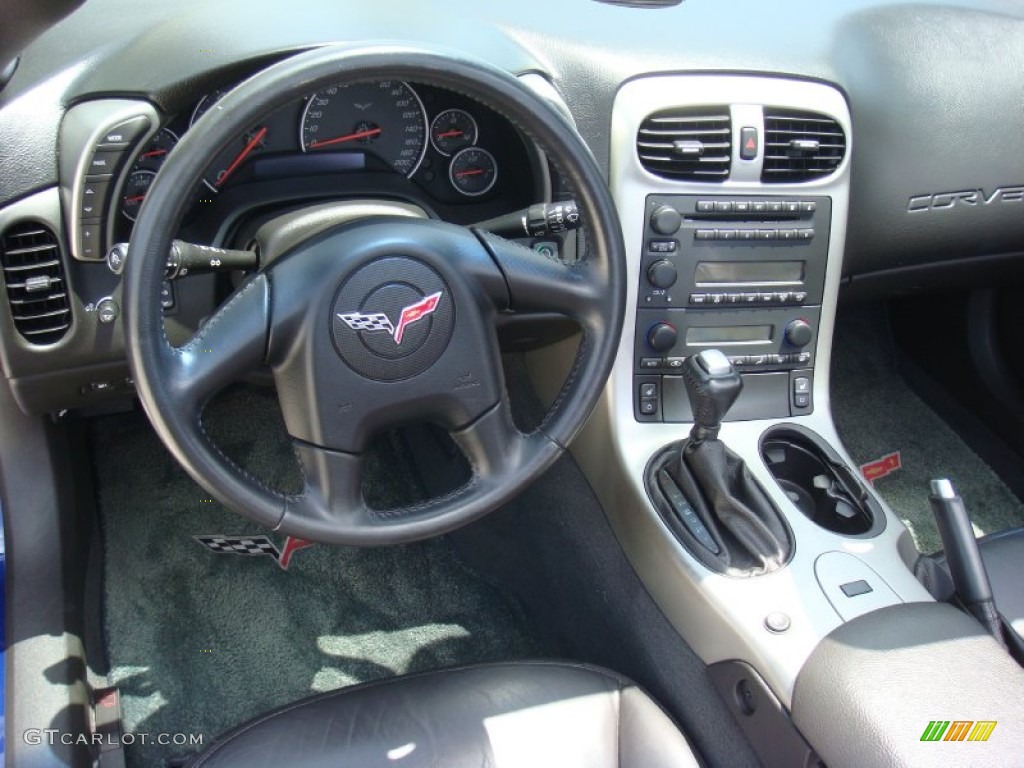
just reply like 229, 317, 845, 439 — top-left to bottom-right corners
682, 349, 743, 442
645, 349, 793, 575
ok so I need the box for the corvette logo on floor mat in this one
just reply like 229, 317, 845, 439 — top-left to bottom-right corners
193, 534, 314, 570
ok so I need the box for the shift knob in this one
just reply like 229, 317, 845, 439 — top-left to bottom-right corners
682, 349, 743, 441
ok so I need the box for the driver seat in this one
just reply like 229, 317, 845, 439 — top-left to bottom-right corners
186, 661, 700, 767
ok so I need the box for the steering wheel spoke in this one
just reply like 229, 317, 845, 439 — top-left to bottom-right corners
162, 274, 270, 412
475, 229, 608, 330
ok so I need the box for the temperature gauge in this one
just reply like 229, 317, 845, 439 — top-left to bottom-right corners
430, 109, 478, 156
449, 147, 497, 197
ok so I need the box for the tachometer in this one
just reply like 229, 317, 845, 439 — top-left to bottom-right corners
300, 81, 427, 177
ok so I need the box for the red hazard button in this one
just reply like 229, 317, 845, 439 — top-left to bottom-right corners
740, 126, 758, 161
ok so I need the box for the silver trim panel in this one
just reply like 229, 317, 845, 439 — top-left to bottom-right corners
59, 99, 161, 260
574, 74, 932, 707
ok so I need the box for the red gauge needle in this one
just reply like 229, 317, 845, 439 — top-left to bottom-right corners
216, 126, 268, 188
141, 149, 168, 158
123, 195, 147, 203
436, 130, 464, 138
307, 126, 382, 150
455, 169, 485, 178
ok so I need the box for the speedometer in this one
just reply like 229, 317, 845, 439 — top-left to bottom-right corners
300, 81, 427, 177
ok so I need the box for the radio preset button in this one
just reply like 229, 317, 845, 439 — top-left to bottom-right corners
758, 229, 777, 240
780, 229, 797, 240
719, 229, 737, 240
734, 200, 751, 213
690, 293, 707, 304
696, 200, 715, 213
767, 201, 783, 213
713, 201, 733, 213
783, 201, 801, 213
752, 201, 767, 213
695, 229, 717, 241
738, 229, 757, 241
800, 201, 817, 213
799, 229, 814, 240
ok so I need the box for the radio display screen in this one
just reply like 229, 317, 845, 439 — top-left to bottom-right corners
686, 325, 774, 346
694, 261, 804, 287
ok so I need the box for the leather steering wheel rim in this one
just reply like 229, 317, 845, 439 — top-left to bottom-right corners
125, 43, 626, 545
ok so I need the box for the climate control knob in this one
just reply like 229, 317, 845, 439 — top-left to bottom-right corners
784, 319, 814, 348
650, 205, 682, 235
646, 259, 678, 289
647, 322, 678, 352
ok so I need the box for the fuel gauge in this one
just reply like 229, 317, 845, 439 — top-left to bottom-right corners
430, 109, 478, 156
449, 146, 497, 197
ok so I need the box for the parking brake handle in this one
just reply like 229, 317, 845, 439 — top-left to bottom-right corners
930, 478, 1006, 648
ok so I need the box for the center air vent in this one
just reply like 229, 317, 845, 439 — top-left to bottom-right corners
762, 109, 846, 183
637, 107, 731, 182
1, 222, 71, 344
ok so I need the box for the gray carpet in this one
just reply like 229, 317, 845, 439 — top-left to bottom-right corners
831, 306, 1024, 554
94, 387, 543, 767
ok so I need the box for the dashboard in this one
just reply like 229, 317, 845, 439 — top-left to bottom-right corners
1, 0, 1024, 417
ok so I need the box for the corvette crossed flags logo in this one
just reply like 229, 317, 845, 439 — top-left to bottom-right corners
337, 291, 442, 345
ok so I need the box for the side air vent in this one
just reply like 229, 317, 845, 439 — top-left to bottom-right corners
637, 107, 731, 182
1, 222, 71, 344
762, 109, 846, 183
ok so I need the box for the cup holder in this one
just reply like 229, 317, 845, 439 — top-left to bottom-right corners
760, 425, 884, 537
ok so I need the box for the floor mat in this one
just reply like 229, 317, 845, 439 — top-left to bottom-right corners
94, 387, 543, 766
831, 306, 1024, 554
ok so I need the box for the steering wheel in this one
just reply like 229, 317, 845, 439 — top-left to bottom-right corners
124, 44, 625, 545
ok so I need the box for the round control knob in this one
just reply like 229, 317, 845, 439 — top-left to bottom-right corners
650, 205, 682, 236
647, 322, 678, 352
785, 319, 813, 348
96, 298, 120, 325
646, 259, 678, 289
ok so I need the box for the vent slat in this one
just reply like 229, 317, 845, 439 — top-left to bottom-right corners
761, 108, 846, 183
637, 106, 731, 182
1, 222, 72, 344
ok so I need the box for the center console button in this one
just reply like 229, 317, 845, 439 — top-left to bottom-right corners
713, 201, 733, 213
648, 239, 678, 253
639, 398, 659, 416
640, 382, 658, 399
665, 357, 686, 370
696, 200, 714, 213
690, 293, 707, 304
640, 357, 663, 370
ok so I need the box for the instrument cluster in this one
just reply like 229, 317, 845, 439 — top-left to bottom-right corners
114, 79, 537, 236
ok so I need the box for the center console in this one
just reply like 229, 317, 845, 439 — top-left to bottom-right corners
559, 74, 937, 733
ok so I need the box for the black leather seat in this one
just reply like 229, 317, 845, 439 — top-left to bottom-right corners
187, 661, 700, 767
